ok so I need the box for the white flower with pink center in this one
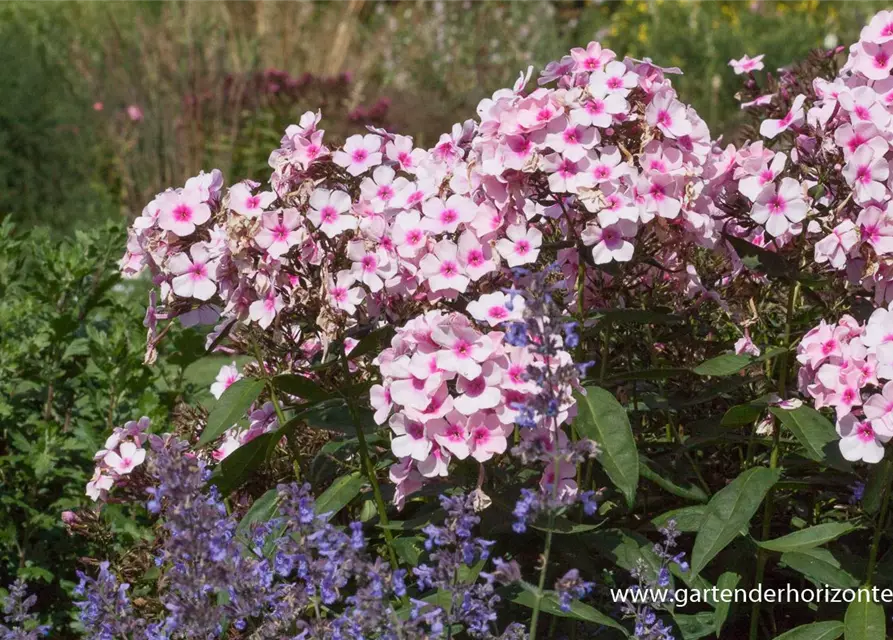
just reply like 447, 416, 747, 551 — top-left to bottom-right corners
855, 206, 893, 255
389, 414, 432, 462
645, 90, 692, 139
544, 120, 598, 162
728, 54, 765, 75
546, 154, 591, 194
837, 413, 889, 463
815, 221, 859, 269
584, 220, 636, 264
570, 86, 628, 128
360, 165, 406, 212
570, 41, 615, 73
588, 146, 629, 184
210, 362, 242, 400
750, 178, 808, 237
739, 152, 787, 201
157, 188, 211, 237
496, 224, 542, 267
467, 412, 508, 462
589, 60, 638, 97
458, 231, 499, 281
454, 361, 503, 415
327, 270, 365, 315
418, 444, 451, 478
467, 292, 524, 328
863, 380, 893, 437
385, 135, 425, 172
86, 468, 114, 501
432, 326, 494, 380
333, 133, 382, 176
429, 411, 471, 460
169, 244, 218, 301
421, 195, 477, 234
635, 174, 682, 221
347, 241, 395, 293
307, 188, 355, 238
249, 292, 284, 329
392, 211, 429, 258
853, 41, 893, 81
842, 142, 889, 204
103, 441, 146, 475
255, 209, 305, 258
420, 240, 470, 293
759, 94, 806, 139
228, 182, 276, 218
370, 383, 394, 425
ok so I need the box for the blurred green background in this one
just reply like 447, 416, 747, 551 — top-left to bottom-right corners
1, 0, 886, 233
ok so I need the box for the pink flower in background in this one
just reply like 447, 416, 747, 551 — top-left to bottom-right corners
837, 414, 888, 463
210, 362, 242, 400
759, 94, 806, 139
169, 244, 218, 301
750, 177, 808, 237
103, 441, 146, 475
93, 101, 104, 111
728, 54, 765, 75
126, 105, 144, 122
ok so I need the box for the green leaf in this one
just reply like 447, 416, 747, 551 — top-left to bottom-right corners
574, 386, 639, 507
692, 353, 754, 377
301, 400, 377, 436
755, 523, 856, 553
651, 506, 706, 533
198, 378, 265, 446
530, 516, 599, 534
844, 594, 885, 640
780, 548, 860, 589
315, 472, 365, 518
392, 536, 423, 567
772, 621, 844, 640
862, 459, 893, 514
770, 406, 851, 471
712, 571, 740, 637
272, 374, 329, 403
211, 432, 278, 494
589, 308, 685, 325
720, 403, 764, 426
724, 234, 794, 280
236, 489, 280, 536
639, 456, 708, 503
673, 612, 715, 640
511, 587, 628, 636
690, 467, 780, 577
346, 325, 396, 360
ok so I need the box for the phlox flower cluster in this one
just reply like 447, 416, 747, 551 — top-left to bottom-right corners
796, 308, 893, 463
86, 416, 149, 501
712, 10, 893, 300
120, 34, 725, 471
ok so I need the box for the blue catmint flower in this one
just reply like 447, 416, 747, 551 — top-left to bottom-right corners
0, 580, 51, 639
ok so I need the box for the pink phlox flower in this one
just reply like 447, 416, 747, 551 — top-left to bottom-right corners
759, 94, 806, 139
210, 362, 243, 400
728, 54, 765, 75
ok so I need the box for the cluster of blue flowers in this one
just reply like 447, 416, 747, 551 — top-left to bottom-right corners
0, 580, 50, 640
65, 435, 534, 639
622, 520, 688, 640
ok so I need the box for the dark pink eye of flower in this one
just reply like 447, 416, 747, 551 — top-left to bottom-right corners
854, 105, 871, 120
472, 426, 490, 444
306, 144, 320, 159
189, 263, 207, 280
842, 388, 857, 404
453, 339, 472, 358
466, 377, 486, 395
656, 109, 672, 127
587, 100, 605, 115
848, 134, 867, 153
398, 151, 412, 167
361, 255, 377, 272
779, 111, 794, 127
583, 57, 601, 71
874, 50, 890, 68
352, 148, 368, 162
332, 287, 347, 302
768, 195, 786, 214
407, 422, 424, 439
173, 204, 193, 222
602, 228, 620, 245
412, 377, 426, 391
515, 240, 531, 255
857, 422, 875, 442
883, 22, 893, 36
607, 76, 622, 88
406, 229, 423, 244
536, 107, 554, 121
821, 339, 838, 355
467, 249, 484, 266
856, 165, 873, 184
488, 306, 507, 319
246, 195, 261, 209
320, 206, 338, 223
377, 185, 394, 201
440, 209, 458, 224
273, 224, 289, 241
563, 129, 580, 144
508, 365, 524, 384
440, 260, 459, 277
649, 183, 666, 200
759, 169, 774, 184
594, 165, 611, 179
445, 423, 464, 440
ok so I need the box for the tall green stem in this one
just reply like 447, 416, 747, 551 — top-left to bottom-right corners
749, 280, 800, 640
341, 358, 400, 570
529, 424, 562, 640
867, 460, 893, 585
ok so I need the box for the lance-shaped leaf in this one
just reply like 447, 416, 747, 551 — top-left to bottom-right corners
690, 467, 780, 577
844, 594, 885, 640
755, 522, 856, 553
772, 621, 844, 640
573, 387, 638, 507
198, 378, 265, 446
